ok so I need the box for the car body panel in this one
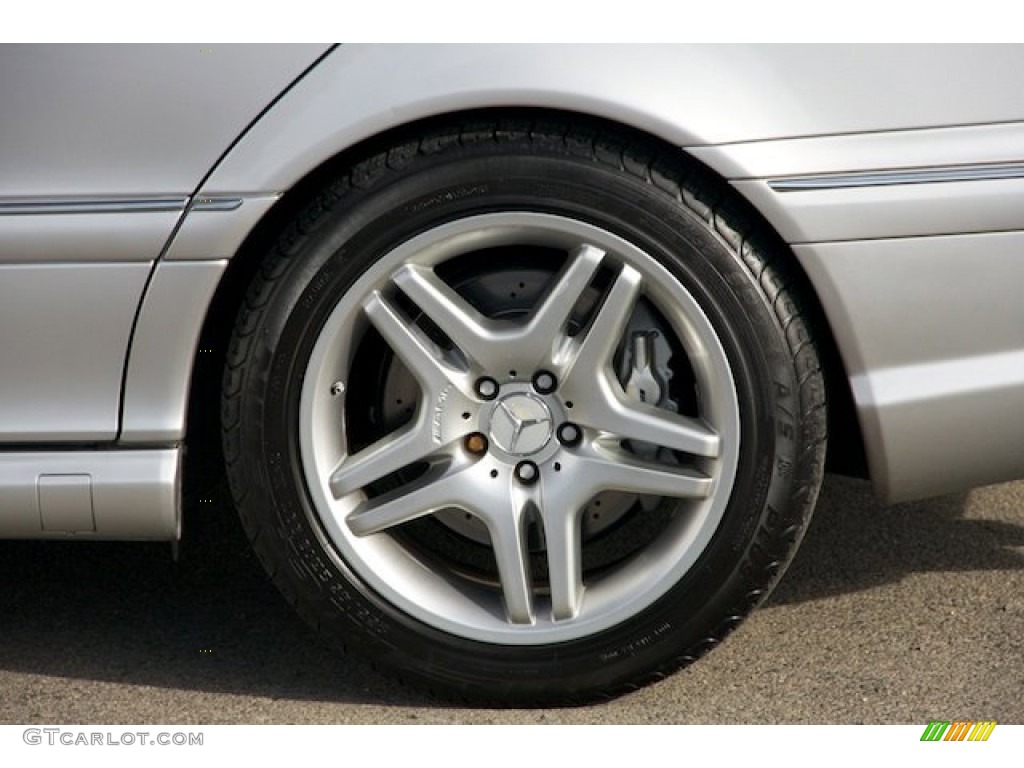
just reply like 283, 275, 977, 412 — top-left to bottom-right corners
0, 205, 182, 264
0, 262, 149, 441
186, 43, 1024, 504
793, 233, 1024, 499
687, 122, 1024, 179
0, 449, 178, 539
120, 260, 228, 443
734, 176, 1024, 242
0, 44, 327, 449
0, 44, 330, 198
3, 44, 1024, 538
162, 195, 280, 261
118, 195, 281, 442
197, 44, 1024, 196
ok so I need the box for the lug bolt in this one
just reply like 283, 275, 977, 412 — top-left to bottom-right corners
532, 370, 557, 394
475, 376, 499, 400
464, 432, 489, 456
514, 461, 539, 485
557, 422, 582, 446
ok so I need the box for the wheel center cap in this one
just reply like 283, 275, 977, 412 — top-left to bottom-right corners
488, 393, 554, 456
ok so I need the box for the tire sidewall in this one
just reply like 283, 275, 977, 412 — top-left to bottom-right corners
235, 145, 810, 701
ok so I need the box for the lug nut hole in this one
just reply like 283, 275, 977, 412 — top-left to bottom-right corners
514, 461, 539, 485
475, 377, 499, 400
557, 422, 582, 447
532, 370, 557, 394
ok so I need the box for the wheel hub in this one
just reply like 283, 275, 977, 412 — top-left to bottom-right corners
487, 392, 554, 456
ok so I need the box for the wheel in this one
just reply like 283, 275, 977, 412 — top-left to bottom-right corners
222, 120, 827, 704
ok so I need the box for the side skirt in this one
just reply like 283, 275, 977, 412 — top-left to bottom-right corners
0, 449, 180, 540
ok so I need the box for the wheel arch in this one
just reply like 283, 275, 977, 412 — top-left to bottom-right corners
181, 107, 865, 510
209, 113, 833, 703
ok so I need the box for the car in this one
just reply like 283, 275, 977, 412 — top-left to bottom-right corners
3, 43, 1023, 705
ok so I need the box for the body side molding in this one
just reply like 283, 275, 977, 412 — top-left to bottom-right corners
0, 197, 187, 215
768, 162, 1024, 191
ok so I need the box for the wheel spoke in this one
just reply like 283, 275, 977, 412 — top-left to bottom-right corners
346, 459, 473, 537
558, 262, 642, 377
553, 259, 722, 458
329, 422, 439, 498
533, 473, 604, 623
394, 246, 607, 374
567, 444, 714, 499
362, 290, 467, 394
393, 265, 505, 371
576, 380, 721, 458
539, 506, 583, 621
483, 497, 535, 625
520, 244, 605, 366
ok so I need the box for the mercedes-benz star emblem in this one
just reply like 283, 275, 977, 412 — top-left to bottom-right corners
488, 393, 554, 456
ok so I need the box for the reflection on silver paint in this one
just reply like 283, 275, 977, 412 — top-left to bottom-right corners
735, 177, 1024, 243
164, 195, 279, 261
120, 260, 229, 443
793, 231, 1024, 501
0, 209, 181, 264
852, 351, 1024, 502
687, 122, 1024, 180
0, 44, 328, 197
197, 45, 1024, 197
0, 263, 150, 441
0, 449, 179, 539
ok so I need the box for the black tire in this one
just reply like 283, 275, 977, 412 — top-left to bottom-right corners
222, 119, 827, 705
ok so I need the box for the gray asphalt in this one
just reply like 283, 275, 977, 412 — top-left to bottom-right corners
0, 474, 1020, 724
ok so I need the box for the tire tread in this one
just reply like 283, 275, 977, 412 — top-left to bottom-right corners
221, 117, 827, 706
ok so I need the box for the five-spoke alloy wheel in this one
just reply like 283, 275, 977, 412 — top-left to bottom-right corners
301, 213, 739, 643
223, 121, 827, 704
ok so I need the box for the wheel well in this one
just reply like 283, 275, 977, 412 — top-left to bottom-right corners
183, 108, 867, 503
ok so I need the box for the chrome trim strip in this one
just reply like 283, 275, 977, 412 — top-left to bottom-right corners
164, 194, 279, 261
191, 196, 244, 212
0, 197, 189, 215
769, 163, 1024, 192
0, 196, 250, 215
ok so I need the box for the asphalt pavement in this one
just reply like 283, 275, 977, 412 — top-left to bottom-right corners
0, 474, 1020, 724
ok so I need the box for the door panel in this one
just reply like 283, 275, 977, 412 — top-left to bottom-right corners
0, 44, 329, 443
0, 44, 329, 197
0, 263, 149, 441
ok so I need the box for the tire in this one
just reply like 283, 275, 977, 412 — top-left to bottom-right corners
222, 119, 827, 705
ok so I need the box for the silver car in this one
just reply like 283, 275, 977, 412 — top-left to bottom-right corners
3, 44, 1022, 704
